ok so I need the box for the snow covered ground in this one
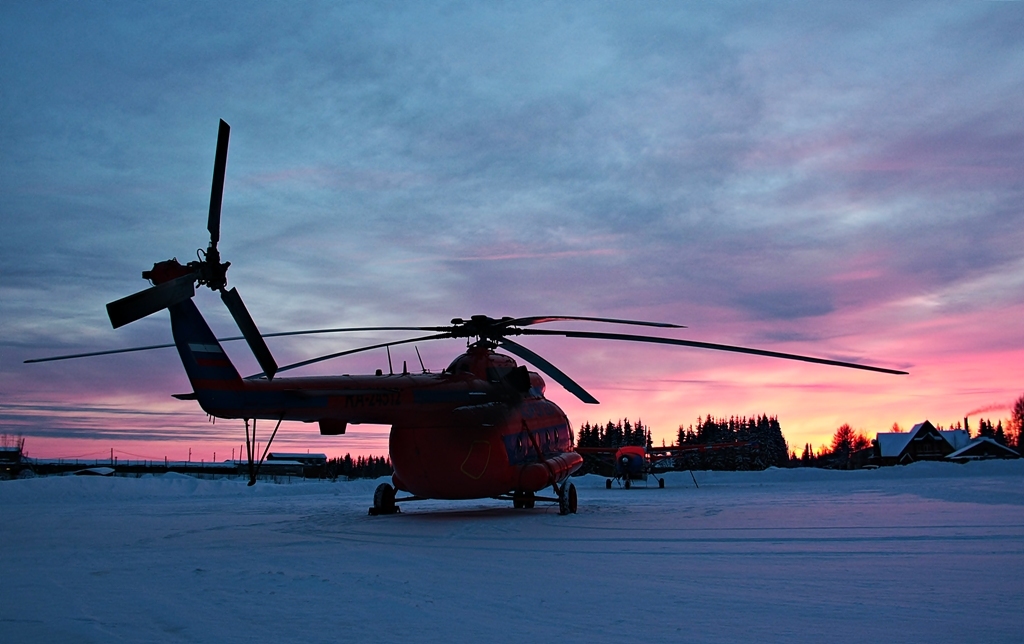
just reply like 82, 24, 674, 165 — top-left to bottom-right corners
3, 462, 1022, 643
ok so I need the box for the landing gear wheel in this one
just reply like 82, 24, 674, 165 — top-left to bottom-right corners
524, 491, 535, 509
558, 482, 577, 515
658, 478, 665, 488
605, 478, 612, 489
369, 482, 399, 515
624, 478, 631, 489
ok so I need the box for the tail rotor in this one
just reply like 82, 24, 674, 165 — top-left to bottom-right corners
104, 119, 278, 379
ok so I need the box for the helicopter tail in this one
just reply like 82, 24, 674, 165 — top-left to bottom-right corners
168, 298, 246, 412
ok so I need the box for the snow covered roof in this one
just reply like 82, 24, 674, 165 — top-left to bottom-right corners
876, 421, 953, 458
908, 421, 933, 435
876, 432, 915, 457
267, 453, 327, 465
74, 467, 115, 476
940, 430, 971, 450
948, 438, 1020, 459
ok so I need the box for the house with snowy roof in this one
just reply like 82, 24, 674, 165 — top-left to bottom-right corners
947, 437, 1020, 461
267, 452, 328, 477
267, 452, 327, 467
872, 421, 955, 466
872, 421, 1019, 466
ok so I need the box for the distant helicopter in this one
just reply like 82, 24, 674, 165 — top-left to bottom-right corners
577, 441, 752, 489
29, 120, 907, 515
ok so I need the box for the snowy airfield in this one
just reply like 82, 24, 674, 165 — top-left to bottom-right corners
3, 462, 1022, 643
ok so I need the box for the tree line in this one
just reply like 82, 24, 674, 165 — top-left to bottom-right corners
576, 419, 652, 449
325, 454, 393, 480
576, 415, 789, 471
676, 414, 789, 470
975, 418, 1014, 445
937, 418, 1014, 446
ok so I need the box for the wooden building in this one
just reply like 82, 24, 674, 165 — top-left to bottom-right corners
873, 421, 1020, 466
872, 421, 954, 466
947, 437, 1020, 461
267, 452, 328, 478
267, 452, 327, 467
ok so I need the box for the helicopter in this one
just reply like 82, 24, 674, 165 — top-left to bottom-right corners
576, 441, 752, 489
28, 120, 907, 516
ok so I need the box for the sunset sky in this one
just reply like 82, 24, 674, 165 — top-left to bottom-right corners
2, 2, 1022, 462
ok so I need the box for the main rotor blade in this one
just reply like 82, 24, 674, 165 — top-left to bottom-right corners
221, 287, 278, 380
498, 338, 599, 404
25, 343, 182, 364
208, 119, 230, 246
521, 329, 908, 375
25, 325, 448, 364
106, 273, 197, 329
255, 325, 447, 338
504, 316, 685, 329
253, 332, 452, 379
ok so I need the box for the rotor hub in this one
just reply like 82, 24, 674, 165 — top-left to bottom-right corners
448, 315, 519, 341
192, 244, 229, 292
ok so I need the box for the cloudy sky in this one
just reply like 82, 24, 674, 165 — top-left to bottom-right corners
2, 1, 1022, 461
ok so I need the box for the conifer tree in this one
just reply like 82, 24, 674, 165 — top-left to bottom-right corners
1012, 393, 1024, 449
994, 421, 1006, 446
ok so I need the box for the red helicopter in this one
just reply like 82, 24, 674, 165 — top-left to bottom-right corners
576, 441, 752, 489
29, 120, 907, 515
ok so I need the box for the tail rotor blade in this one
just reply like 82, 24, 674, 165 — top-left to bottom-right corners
208, 119, 230, 246
106, 273, 196, 329
220, 287, 278, 380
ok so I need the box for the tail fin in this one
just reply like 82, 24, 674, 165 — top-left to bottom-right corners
169, 299, 244, 413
